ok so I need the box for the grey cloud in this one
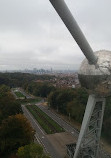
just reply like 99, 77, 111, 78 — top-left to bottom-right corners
0, 0, 111, 70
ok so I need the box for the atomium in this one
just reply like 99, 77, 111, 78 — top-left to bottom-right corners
79, 50, 111, 96
49, 0, 111, 157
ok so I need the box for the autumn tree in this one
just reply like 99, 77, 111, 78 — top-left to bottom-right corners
17, 143, 50, 158
0, 114, 35, 157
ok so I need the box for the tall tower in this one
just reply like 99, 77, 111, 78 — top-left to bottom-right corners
49, 0, 111, 157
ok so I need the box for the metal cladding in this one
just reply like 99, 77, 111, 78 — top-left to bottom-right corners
49, 0, 98, 65
79, 50, 111, 96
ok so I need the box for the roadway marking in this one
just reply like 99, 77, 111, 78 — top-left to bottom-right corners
36, 104, 79, 138
35, 134, 41, 144
35, 134, 49, 153
22, 105, 49, 154
22, 104, 65, 158
22, 105, 45, 135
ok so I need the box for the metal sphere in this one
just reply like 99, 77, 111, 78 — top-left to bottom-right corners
78, 50, 111, 96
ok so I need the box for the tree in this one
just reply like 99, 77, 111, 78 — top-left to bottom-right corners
17, 143, 50, 158
67, 99, 85, 123
27, 82, 55, 98
0, 114, 35, 156
75, 88, 88, 105
48, 88, 87, 122
102, 117, 111, 143
0, 92, 22, 121
48, 89, 75, 114
48, 90, 60, 109
56, 89, 75, 114
0, 84, 10, 97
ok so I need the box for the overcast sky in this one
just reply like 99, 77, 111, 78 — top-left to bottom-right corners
0, 0, 111, 70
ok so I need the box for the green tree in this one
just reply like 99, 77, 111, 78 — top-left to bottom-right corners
0, 92, 22, 121
0, 84, 10, 97
56, 89, 75, 114
67, 99, 85, 123
102, 117, 111, 143
48, 89, 75, 114
75, 88, 88, 105
48, 88, 87, 122
48, 90, 60, 109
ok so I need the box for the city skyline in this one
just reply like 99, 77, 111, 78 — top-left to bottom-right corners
0, 0, 111, 70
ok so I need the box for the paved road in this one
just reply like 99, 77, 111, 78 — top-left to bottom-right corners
35, 104, 111, 158
11, 89, 18, 99
36, 103, 79, 139
22, 104, 62, 158
12, 88, 32, 99
19, 88, 32, 99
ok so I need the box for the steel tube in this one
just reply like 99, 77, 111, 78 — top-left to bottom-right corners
49, 0, 98, 65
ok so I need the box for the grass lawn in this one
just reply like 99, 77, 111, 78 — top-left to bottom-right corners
15, 91, 25, 98
19, 97, 41, 104
26, 105, 64, 134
